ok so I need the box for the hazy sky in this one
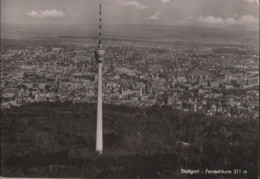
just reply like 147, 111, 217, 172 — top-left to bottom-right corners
1, 0, 259, 27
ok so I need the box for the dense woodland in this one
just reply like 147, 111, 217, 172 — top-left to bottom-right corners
1, 102, 258, 178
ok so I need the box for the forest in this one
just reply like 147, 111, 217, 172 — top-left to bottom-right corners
1, 102, 258, 178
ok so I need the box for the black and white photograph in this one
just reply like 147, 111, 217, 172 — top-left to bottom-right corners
0, 0, 259, 178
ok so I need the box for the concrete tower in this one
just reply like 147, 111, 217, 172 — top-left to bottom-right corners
95, 3, 105, 153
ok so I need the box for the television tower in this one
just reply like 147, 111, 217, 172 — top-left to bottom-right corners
95, 3, 105, 153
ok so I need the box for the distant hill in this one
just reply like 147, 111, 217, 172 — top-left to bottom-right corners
1, 102, 258, 178
1, 23, 258, 46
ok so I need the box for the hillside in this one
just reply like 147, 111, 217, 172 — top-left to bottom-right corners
1, 102, 258, 178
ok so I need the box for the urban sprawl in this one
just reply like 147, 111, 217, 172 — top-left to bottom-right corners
1, 44, 259, 119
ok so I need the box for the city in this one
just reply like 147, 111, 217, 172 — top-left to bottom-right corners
2, 39, 259, 119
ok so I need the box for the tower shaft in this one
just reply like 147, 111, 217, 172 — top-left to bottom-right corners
96, 62, 103, 152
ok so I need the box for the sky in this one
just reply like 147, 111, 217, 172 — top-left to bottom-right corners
1, 0, 259, 28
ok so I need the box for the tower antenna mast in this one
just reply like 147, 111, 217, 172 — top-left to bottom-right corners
98, 3, 102, 48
